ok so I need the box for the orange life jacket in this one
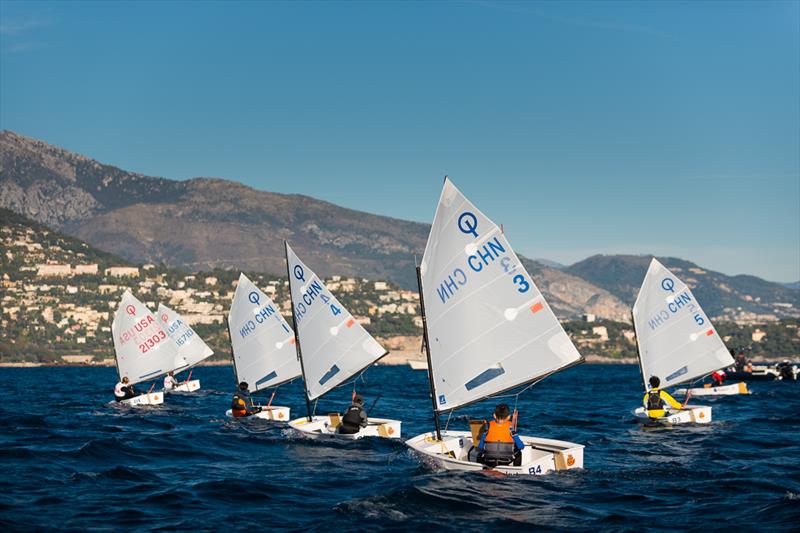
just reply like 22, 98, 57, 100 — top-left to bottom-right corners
484, 420, 514, 443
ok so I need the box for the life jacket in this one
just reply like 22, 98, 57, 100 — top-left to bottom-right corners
340, 404, 364, 433
231, 392, 249, 415
481, 421, 516, 466
646, 390, 663, 411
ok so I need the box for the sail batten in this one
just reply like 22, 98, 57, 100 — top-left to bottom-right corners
419, 178, 582, 412
228, 273, 301, 393
633, 258, 734, 390
112, 291, 181, 386
286, 243, 387, 401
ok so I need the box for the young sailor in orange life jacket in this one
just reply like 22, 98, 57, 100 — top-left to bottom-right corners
231, 382, 262, 417
478, 403, 525, 467
644, 376, 687, 418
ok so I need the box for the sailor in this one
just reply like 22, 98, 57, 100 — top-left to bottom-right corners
710, 370, 725, 387
231, 382, 261, 417
644, 376, 685, 418
339, 394, 368, 434
477, 403, 525, 467
777, 360, 795, 381
735, 350, 749, 372
163, 371, 179, 391
114, 376, 137, 402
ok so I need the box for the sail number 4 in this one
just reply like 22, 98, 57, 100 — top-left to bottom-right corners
320, 293, 341, 316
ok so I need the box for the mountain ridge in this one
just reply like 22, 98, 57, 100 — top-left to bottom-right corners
2, 129, 795, 321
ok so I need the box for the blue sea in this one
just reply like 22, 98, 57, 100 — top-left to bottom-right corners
0, 364, 798, 531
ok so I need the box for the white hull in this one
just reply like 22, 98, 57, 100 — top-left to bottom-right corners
117, 392, 164, 406
165, 379, 201, 393
633, 405, 712, 425
407, 360, 428, 370
288, 415, 401, 440
673, 382, 750, 397
225, 406, 291, 421
406, 430, 584, 476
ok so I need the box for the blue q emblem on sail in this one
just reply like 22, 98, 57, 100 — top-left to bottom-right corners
248, 291, 260, 305
661, 278, 675, 293
293, 265, 305, 281
457, 212, 478, 238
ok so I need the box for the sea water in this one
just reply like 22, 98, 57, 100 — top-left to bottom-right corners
0, 365, 798, 531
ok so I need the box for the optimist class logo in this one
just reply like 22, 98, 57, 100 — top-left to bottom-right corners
125, 305, 136, 316
161, 313, 168, 323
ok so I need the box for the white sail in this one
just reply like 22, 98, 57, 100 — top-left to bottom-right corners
285, 243, 387, 401
420, 178, 582, 412
112, 291, 181, 386
633, 258, 734, 390
228, 273, 301, 392
157, 303, 214, 371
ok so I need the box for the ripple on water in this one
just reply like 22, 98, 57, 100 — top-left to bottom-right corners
0, 365, 798, 531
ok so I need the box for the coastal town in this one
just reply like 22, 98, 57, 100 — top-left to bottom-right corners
2, 211, 798, 365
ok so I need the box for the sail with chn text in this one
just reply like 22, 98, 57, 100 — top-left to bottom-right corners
112, 291, 181, 386
633, 258, 733, 390
419, 178, 582, 412
228, 273, 301, 392
286, 243, 387, 401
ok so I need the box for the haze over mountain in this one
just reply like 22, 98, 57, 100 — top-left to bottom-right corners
1, 130, 796, 321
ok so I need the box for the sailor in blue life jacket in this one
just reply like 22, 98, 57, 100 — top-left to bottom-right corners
114, 376, 137, 402
231, 382, 261, 417
643, 376, 685, 419
339, 394, 368, 434
478, 403, 525, 467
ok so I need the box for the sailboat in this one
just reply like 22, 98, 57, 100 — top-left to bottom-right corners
631, 258, 738, 425
111, 291, 181, 406
225, 273, 301, 421
405, 178, 585, 475
284, 242, 402, 440
157, 303, 214, 392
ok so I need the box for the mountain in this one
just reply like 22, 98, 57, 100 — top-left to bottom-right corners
565, 255, 799, 320
784, 281, 800, 290
534, 258, 566, 270
0, 130, 631, 320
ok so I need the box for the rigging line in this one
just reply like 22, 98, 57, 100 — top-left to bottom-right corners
444, 409, 454, 432
313, 398, 318, 416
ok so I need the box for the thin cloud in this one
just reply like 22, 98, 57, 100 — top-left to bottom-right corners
0, 11, 52, 54
0, 14, 50, 35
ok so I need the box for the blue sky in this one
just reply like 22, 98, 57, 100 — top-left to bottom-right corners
1, 1, 798, 282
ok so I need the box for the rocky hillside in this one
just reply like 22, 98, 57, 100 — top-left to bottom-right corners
0, 130, 631, 320
565, 255, 799, 321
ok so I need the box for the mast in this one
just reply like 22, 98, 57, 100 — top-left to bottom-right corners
631, 309, 648, 392
416, 266, 442, 441
285, 241, 314, 422
225, 316, 240, 388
